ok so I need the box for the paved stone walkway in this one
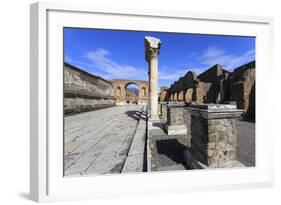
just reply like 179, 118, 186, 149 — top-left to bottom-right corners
236, 119, 255, 167
64, 104, 144, 176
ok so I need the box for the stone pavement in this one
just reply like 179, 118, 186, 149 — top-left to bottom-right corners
236, 119, 255, 166
63, 104, 255, 176
64, 104, 145, 176
121, 109, 147, 173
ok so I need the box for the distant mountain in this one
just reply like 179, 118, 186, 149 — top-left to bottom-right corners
127, 87, 139, 95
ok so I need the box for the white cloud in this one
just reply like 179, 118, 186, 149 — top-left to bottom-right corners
83, 48, 193, 82
66, 46, 254, 85
202, 46, 224, 59
187, 52, 198, 59
158, 68, 187, 80
84, 48, 147, 80
64, 55, 75, 64
198, 46, 255, 70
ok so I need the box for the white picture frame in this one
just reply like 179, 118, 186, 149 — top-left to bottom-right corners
30, 2, 274, 202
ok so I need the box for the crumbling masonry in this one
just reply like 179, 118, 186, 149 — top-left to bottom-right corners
160, 61, 255, 120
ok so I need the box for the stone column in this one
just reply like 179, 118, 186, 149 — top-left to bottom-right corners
147, 69, 151, 114
145, 36, 161, 121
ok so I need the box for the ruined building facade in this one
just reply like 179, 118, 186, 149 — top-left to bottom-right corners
64, 63, 150, 114
160, 61, 255, 120
64, 60, 255, 119
64, 63, 115, 114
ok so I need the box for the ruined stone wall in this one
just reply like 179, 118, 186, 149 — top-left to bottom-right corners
198, 64, 229, 83
230, 82, 244, 109
164, 61, 255, 120
194, 82, 213, 103
176, 91, 184, 101
64, 63, 115, 114
246, 83, 255, 119
185, 88, 193, 103
167, 71, 197, 103
229, 61, 255, 118
160, 87, 169, 102
166, 65, 229, 104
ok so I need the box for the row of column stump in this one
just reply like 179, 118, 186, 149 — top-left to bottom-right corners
159, 102, 245, 169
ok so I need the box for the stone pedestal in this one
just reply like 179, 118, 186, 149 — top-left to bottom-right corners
160, 102, 168, 123
145, 37, 161, 121
183, 104, 244, 169
165, 103, 188, 135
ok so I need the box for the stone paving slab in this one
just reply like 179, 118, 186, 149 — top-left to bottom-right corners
236, 119, 255, 166
121, 155, 145, 173
122, 109, 147, 173
64, 104, 144, 176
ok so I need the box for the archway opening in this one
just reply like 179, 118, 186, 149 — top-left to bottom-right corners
125, 83, 140, 104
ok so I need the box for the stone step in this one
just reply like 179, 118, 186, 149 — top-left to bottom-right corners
121, 107, 147, 173
157, 164, 186, 171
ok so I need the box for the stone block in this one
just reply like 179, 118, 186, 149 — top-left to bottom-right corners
183, 103, 244, 169
165, 124, 188, 135
164, 103, 189, 136
160, 102, 168, 123
166, 103, 187, 125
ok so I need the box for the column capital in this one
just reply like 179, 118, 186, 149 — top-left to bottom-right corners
144, 36, 161, 62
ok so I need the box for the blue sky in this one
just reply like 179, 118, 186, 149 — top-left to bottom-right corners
64, 28, 255, 89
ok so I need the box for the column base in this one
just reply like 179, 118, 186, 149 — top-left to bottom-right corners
165, 124, 187, 135
183, 149, 245, 169
148, 115, 160, 122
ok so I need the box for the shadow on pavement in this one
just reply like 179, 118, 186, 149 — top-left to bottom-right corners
125, 110, 146, 121
156, 139, 188, 167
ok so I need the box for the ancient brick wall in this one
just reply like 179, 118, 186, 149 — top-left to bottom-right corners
193, 82, 213, 103
64, 63, 115, 114
229, 61, 255, 118
185, 88, 193, 103
197, 64, 229, 83
243, 70, 255, 111
164, 61, 255, 120
246, 82, 255, 120
160, 87, 169, 102
167, 65, 229, 104
230, 82, 244, 109
167, 71, 197, 103
177, 90, 184, 101
112, 79, 149, 104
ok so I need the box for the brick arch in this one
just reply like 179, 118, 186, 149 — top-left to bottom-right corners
112, 79, 149, 104
125, 82, 140, 103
